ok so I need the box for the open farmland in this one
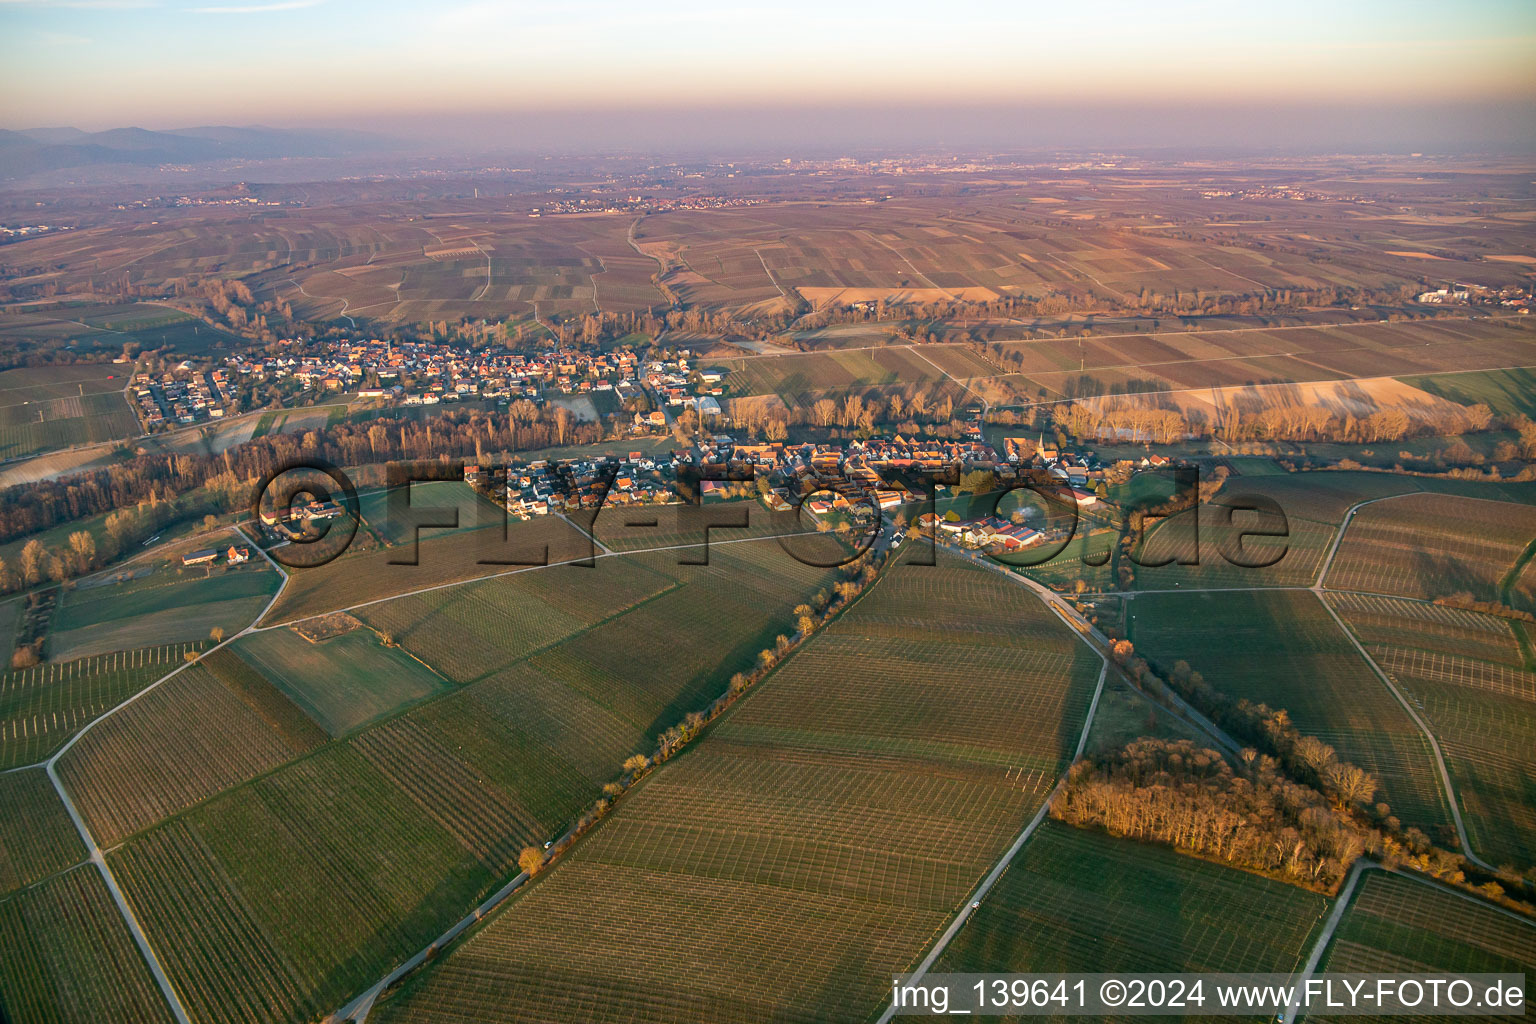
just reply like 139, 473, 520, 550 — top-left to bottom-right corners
56, 654, 326, 846
259, 513, 591, 625
933, 822, 1327, 984
368, 555, 1100, 1024
96, 537, 841, 1024
7, 169, 1536, 328
0, 766, 83, 897
1323, 493, 1536, 611
1329, 592, 1536, 867
1132, 496, 1337, 590
0, 865, 174, 1024
0, 643, 203, 769
50, 562, 280, 660
355, 554, 678, 683
1400, 366, 1536, 419
970, 316, 1536, 404
354, 479, 509, 546
1128, 589, 1452, 834
1315, 870, 1535, 1021
231, 626, 450, 736
0, 364, 138, 460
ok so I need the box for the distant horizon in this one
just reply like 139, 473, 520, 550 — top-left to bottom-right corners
5, 99, 1536, 158
2, 0, 1534, 154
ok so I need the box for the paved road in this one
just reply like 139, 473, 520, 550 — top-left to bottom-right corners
954, 547, 1246, 757
1308, 495, 1496, 872
40, 524, 290, 1024
871, 661, 1107, 1024
1283, 858, 1367, 1024
253, 527, 824, 632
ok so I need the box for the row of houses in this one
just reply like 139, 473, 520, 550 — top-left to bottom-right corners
225, 336, 649, 406
133, 367, 229, 427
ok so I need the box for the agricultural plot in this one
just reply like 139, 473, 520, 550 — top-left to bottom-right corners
356, 553, 678, 683
981, 318, 1536, 407
1401, 366, 1536, 419
111, 744, 496, 1024
0, 364, 138, 460
933, 822, 1327, 985
0, 767, 83, 897
50, 564, 279, 661
1324, 493, 1536, 610
231, 627, 449, 736
1328, 592, 1527, 668
1017, 530, 1117, 593
0, 643, 202, 769
1082, 674, 1209, 754
370, 556, 1100, 1024
56, 656, 325, 846
1328, 593, 1536, 867
0, 865, 174, 1024
0, 598, 20, 664
259, 513, 591, 625
354, 479, 508, 547
1129, 590, 1451, 833
1316, 871, 1535, 1012
1132, 498, 1336, 590
100, 536, 841, 1024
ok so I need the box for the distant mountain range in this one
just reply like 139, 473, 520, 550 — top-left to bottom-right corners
0, 124, 391, 180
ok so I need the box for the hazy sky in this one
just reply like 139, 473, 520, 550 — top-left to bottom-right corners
2, 0, 1534, 142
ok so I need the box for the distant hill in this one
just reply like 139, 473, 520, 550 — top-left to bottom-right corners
0, 124, 390, 180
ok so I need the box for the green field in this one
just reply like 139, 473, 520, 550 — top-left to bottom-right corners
0, 364, 138, 460
0, 865, 174, 1024
96, 538, 842, 1024
1329, 592, 1536, 867
1400, 367, 1536, 419
0, 643, 204, 769
1081, 673, 1209, 754
0, 767, 83, 898
934, 822, 1328, 986
56, 657, 325, 846
232, 626, 450, 736
259, 513, 592, 626
50, 564, 279, 661
1325, 493, 1536, 610
1129, 589, 1452, 834
369, 555, 1101, 1024
1316, 870, 1534, 1019
356, 554, 678, 684
355, 480, 509, 547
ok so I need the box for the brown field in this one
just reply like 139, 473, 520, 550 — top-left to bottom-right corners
796, 285, 998, 304
8, 164, 1536, 329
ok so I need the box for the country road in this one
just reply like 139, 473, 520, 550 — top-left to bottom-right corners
24, 520, 829, 1024
872, 659, 1109, 1024
39, 524, 290, 1024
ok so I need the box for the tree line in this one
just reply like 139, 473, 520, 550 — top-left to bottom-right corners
1094, 640, 1536, 907
0, 405, 607, 546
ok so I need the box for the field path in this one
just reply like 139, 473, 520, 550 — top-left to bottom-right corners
1282, 857, 1367, 1024
1310, 495, 1497, 873
37, 524, 288, 1024
1313, 494, 1402, 588
863, 230, 956, 300
1127, 492, 1505, 873
872, 660, 1108, 1024
1312, 591, 1493, 872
